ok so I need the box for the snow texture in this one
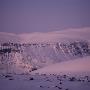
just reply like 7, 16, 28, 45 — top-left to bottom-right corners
0, 28, 90, 90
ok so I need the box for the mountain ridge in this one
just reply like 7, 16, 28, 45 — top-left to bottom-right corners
0, 27, 90, 43
0, 27, 90, 74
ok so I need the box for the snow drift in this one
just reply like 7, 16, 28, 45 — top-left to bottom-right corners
33, 56, 90, 74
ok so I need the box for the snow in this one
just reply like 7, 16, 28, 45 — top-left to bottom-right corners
0, 56, 90, 90
0, 27, 90, 90
0, 32, 20, 43
0, 27, 90, 72
0, 74, 90, 90
19, 27, 90, 43
33, 56, 90, 74
0, 71, 90, 90
0, 27, 90, 43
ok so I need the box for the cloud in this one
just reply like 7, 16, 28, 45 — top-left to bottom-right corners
0, 27, 90, 43
19, 27, 90, 43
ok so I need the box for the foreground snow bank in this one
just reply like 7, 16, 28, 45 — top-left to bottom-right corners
0, 73, 90, 90
33, 56, 90, 74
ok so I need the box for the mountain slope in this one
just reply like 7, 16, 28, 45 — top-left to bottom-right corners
19, 27, 90, 43
0, 27, 90, 43
0, 27, 90, 74
33, 56, 90, 74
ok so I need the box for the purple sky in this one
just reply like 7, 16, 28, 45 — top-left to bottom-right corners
0, 0, 90, 33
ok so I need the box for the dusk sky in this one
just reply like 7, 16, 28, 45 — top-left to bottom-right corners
0, 0, 90, 33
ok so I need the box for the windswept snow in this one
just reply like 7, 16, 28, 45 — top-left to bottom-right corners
33, 56, 90, 74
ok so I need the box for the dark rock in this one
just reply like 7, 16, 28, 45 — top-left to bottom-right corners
88, 80, 90, 82
63, 75, 67, 78
29, 77, 34, 80
40, 86, 43, 88
69, 77, 76, 81
9, 78, 14, 80
57, 86, 62, 89
77, 79, 81, 82
5, 75, 12, 78
59, 82, 62, 84
55, 86, 62, 89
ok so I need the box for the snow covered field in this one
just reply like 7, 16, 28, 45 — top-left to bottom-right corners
0, 72, 90, 90
34, 56, 90, 74
0, 56, 90, 90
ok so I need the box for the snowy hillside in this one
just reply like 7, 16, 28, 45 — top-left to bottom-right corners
0, 28, 90, 74
34, 56, 90, 74
0, 32, 20, 43
0, 27, 90, 43
19, 27, 90, 43
0, 28, 90, 90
